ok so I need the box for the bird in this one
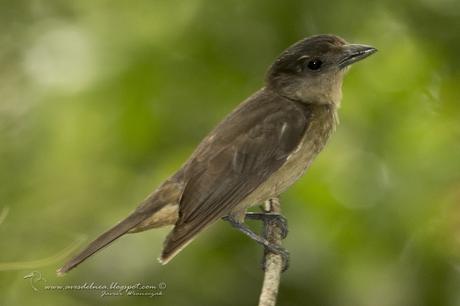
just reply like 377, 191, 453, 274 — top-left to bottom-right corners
57, 34, 376, 275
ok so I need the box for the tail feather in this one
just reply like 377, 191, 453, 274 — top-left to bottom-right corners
57, 212, 147, 275
159, 218, 217, 265
57, 178, 184, 275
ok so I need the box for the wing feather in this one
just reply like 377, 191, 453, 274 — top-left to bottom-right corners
160, 92, 312, 262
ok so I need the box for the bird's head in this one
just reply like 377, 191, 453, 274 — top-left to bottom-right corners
266, 34, 377, 106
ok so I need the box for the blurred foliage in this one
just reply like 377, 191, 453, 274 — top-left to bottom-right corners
1, 0, 459, 305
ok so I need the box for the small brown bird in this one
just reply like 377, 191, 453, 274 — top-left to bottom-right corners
57, 34, 376, 275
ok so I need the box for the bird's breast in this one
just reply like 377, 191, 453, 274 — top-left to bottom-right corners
246, 104, 338, 204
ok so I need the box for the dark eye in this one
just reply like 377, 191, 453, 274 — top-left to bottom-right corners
307, 59, 322, 70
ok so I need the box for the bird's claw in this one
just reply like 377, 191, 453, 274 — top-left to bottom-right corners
245, 212, 289, 239
261, 243, 290, 272
223, 213, 290, 272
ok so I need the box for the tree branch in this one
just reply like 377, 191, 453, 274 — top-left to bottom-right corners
258, 197, 284, 306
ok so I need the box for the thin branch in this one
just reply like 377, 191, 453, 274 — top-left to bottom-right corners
258, 197, 284, 306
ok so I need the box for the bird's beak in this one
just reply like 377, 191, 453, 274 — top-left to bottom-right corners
338, 44, 377, 69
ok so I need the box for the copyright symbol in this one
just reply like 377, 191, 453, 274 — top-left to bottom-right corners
159, 282, 167, 290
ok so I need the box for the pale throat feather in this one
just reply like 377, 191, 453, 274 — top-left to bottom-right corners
294, 71, 345, 107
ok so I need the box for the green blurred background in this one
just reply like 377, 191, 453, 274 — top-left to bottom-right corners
1, 0, 459, 305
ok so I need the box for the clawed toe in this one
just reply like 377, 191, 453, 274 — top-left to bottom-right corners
261, 244, 290, 272
223, 212, 290, 272
245, 212, 288, 240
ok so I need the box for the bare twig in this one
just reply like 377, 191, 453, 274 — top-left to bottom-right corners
258, 197, 284, 306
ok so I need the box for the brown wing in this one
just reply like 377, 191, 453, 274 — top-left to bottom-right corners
160, 94, 311, 262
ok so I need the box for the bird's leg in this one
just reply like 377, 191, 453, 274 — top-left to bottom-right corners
222, 215, 289, 271
260, 198, 289, 272
244, 212, 288, 239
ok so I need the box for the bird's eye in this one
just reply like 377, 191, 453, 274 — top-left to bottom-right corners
307, 59, 322, 70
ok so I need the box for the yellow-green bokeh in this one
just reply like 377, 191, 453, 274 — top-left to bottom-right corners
1, 0, 459, 305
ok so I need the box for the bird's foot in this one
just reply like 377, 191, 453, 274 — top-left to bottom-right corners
222, 215, 289, 272
245, 212, 288, 239
261, 243, 290, 272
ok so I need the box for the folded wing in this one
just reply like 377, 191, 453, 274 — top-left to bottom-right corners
160, 96, 311, 263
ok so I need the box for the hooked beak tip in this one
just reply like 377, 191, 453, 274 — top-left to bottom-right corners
339, 44, 377, 68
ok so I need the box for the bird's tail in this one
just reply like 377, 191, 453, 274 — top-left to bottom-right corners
57, 177, 184, 275
56, 211, 149, 275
